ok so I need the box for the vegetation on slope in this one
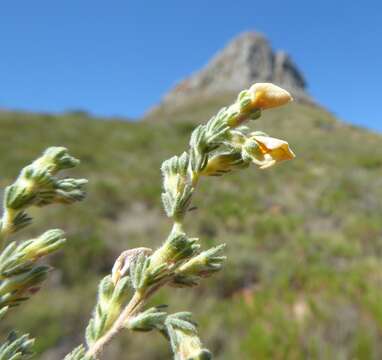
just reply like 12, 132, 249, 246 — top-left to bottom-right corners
0, 98, 381, 359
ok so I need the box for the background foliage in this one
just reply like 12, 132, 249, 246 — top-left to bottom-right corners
0, 95, 381, 359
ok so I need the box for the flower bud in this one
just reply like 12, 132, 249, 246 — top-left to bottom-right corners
33, 147, 80, 174
170, 327, 211, 360
175, 244, 226, 280
19, 229, 66, 260
249, 83, 293, 110
200, 153, 247, 176
149, 230, 200, 270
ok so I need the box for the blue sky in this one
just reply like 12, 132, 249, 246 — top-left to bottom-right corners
0, 0, 381, 131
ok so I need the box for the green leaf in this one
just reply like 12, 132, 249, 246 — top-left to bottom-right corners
0, 332, 34, 360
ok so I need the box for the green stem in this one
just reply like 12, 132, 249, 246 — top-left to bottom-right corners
0, 208, 15, 249
86, 291, 144, 359
172, 221, 184, 233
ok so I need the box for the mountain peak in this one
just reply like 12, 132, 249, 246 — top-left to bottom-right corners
156, 31, 311, 111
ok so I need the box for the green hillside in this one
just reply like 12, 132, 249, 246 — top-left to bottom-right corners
0, 97, 381, 359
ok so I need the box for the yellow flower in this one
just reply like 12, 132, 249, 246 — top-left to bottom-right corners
250, 83, 293, 110
243, 134, 295, 169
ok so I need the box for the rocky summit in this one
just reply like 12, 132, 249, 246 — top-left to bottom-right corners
156, 32, 311, 110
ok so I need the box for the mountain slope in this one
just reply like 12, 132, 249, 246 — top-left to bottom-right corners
0, 97, 381, 359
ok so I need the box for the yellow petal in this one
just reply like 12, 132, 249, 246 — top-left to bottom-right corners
250, 83, 293, 110
252, 135, 295, 162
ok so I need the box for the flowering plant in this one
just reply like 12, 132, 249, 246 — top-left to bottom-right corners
0, 83, 294, 360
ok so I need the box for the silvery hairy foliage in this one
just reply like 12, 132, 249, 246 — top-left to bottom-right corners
0, 147, 87, 359
0, 83, 295, 360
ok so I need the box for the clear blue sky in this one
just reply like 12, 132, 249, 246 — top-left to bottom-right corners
1, 0, 381, 131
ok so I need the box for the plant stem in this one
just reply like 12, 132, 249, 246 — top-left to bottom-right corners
86, 161, 203, 359
86, 269, 175, 358
86, 291, 144, 359
191, 172, 200, 188
0, 208, 15, 249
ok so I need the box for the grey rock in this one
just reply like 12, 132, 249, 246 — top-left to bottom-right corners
154, 32, 311, 111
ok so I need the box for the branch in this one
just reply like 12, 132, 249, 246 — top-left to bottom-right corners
66, 83, 295, 360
